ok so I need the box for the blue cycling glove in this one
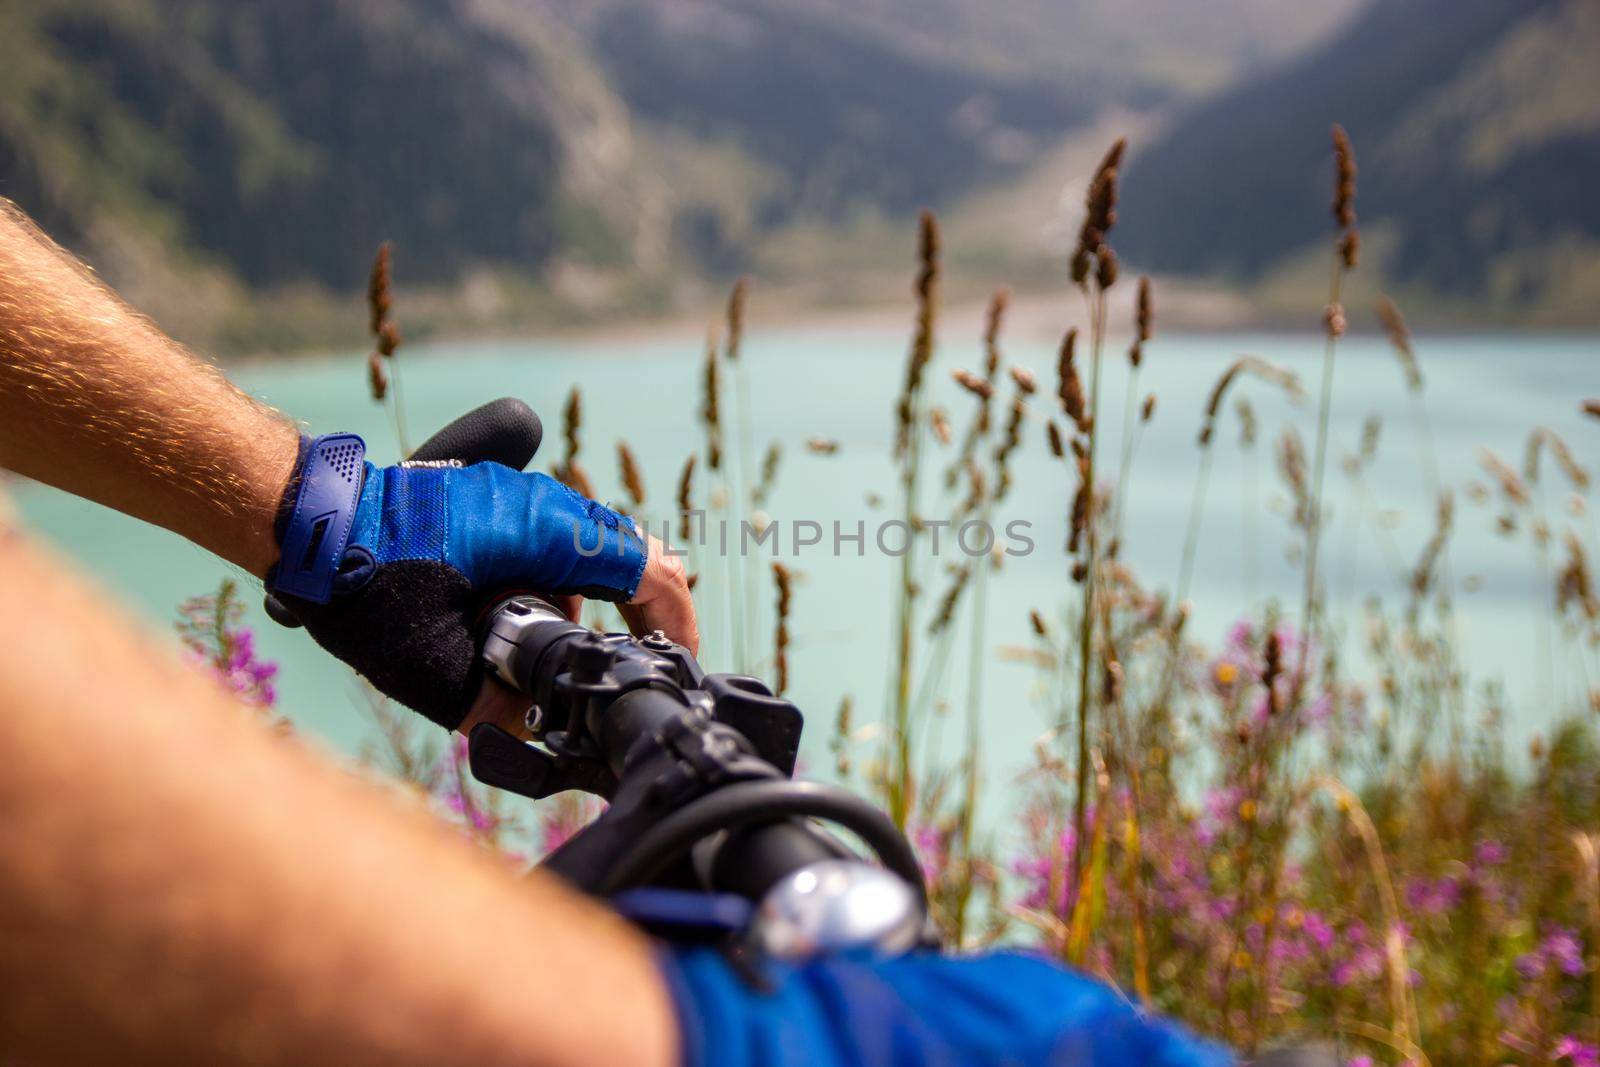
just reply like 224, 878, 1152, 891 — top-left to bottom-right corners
661, 947, 1234, 1067
267, 433, 646, 729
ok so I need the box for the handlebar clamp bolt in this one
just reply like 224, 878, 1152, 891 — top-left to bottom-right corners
570, 634, 615, 682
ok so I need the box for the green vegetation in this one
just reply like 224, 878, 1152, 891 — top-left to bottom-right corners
7, 0, 1593, 355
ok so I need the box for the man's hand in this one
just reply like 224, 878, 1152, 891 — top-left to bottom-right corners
0, 201, 698, 732
622, 531, 700, 652
269, 438, 698, 731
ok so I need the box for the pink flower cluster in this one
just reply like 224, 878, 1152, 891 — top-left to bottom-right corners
213, 627, 279, 708
991, 612, 1597, 1064
176, 582, 278, 709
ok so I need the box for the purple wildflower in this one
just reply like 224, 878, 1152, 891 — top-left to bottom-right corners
1302, 911, 1335, 951
176, 581, 280, 710
1475, 839, 1509, 866
1404, 874, 1462, 916
1544, 925, 1588, 978
1556, 1036, 1600, 1067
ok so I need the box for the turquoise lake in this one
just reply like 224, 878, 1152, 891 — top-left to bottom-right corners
10, 321, 1598, 786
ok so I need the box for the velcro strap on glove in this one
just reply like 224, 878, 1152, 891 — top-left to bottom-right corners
270, 433, 367, 604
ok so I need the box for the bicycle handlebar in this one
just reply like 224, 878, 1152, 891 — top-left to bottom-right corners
470, 594, 927, 956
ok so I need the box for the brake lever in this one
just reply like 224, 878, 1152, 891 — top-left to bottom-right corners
467, 722, 618, 801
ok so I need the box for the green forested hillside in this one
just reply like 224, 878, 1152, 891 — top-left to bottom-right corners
1116, 0, 1600, 321
0, 0, 1591, 349
0, 0, 574, 287
0, 0, 1112, 347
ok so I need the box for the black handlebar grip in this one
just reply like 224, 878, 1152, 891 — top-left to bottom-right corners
408, 397, 543, 471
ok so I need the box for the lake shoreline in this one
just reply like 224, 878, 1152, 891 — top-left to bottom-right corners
229, 276, 1598, 368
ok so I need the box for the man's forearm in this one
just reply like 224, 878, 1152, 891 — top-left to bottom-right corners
0, 518, 678, 1067
0, 199, 297, 575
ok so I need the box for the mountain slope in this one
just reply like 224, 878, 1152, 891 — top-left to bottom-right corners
1115, 0, 1600, 314
0, 0, 577, 290
550, 0, 1365, 102
585, 1, 1088, 222
0, 0, 1120, 347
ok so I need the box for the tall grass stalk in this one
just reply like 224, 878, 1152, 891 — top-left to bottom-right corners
365, 241, 412, 454
1176, 439, 1218, 612
888, 210, 941, 829
1065, 138, 1125, 906
1111, 277, 1152, 545
950, 295, 1014, 941
1300, 125, 1360, 682
724, 279, 755, 672
1576, 831, 1600, 1049
1069, 285, 1108, 913
1315, 777, 1422, 1056
1166, 358, 1301, 727
1381, 297, 1473, 744
1238, 399, 1261, 606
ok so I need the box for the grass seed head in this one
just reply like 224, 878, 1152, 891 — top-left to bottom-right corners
1136, 276, 1153, 343
1277, 428, 1311, 530
1057, 328, 1090, 433
376, 321, 402, 358
1331, 124, 1357, 230
1558, 532, 1599, 622
958, 459, 987, 516
561, 387, 582, 465
1200, 356, 1303, 447
754, 442, 782, 507
772, 561, 794, 694
1480, 448, 1530, 507
725, 277, 748, 362
675, 453, 696, 540
1323, 302, 1347, 339
954, 368, 995, 400
929, 564, 972, 633
366, 350, 388, 401
617, 441, 646, 507
984, 289, 1008, 379
559, 458, 596, 500
1339, 230, 1361, 270
701, 331, 723, 470
1262, 632, 1285, 716
1236, 397, 1257, 446
1072, 136, 1126, 289
1525, 428, 1590, 491
1411, 491, 1455, 599
895, 210, 942, 459
367, 241, 393, 336
1376, 295, 1421, 391
1029, 609, 1050, 639
1102, 658, 1124, 707
1069, 452, 1091, 554
1095, 246, 1119, 290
